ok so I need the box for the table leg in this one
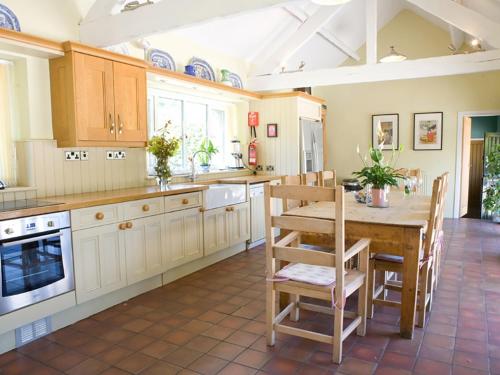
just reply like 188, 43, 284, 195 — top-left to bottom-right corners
400, 227, 422, 339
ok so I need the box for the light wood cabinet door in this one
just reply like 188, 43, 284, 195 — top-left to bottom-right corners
164, 208, 203, 269
229, 203, 250, 246
72, 223, 126, 304
124, 215, 164, 285
203, 207, 230, 255
113, 62, 147, 143
74, 53, 115, 142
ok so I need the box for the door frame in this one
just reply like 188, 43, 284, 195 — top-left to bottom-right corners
454, 110, 500, 218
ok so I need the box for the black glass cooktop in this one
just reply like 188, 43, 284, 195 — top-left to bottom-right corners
0, 199, 61, 213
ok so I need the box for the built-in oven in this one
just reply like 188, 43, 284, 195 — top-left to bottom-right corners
0, 212, 74, 315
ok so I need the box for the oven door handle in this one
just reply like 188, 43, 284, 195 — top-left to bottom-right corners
1, 232, 63, 248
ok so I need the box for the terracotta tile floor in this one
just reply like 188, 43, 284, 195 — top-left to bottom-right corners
0, 219, 499, 375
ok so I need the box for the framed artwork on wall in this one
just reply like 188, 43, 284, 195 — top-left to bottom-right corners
413, 112, 443, 150
372, 114, 399, 150
267, 123, 278, 138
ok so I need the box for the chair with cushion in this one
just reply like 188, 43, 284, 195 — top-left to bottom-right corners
265, 183, 371, 363
397, 168, 423, 193
280, 175, 302, 212
367, 176, 444, 327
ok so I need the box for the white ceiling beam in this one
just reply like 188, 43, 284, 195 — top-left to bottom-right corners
366, 0, 378, 64
80, 0, 296, 47
83, 0, 121, 23
247, 49, 500, 90
253, 6, 341, 75
448, 0, 465, 49
406, 0, 500, 48
284, 6, 360, 61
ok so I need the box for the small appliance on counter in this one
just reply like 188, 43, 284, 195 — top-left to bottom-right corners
0, 180, 6, 190
229, 139, 244, 169
342, 178, 363, 192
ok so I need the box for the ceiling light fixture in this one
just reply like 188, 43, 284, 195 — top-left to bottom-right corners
379, 46, 407, 63
311, 0, 352, 5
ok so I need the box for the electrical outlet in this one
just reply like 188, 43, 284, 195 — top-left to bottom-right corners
80, 151, 89, 161
266, 165, 275, 171
256, 165, 263, 171
65, 151, 80, 161
106, 151, 114, 160
114, 151, 126, 160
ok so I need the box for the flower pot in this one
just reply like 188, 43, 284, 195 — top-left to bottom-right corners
367, 185, 389, 208
200, 164, 210, 173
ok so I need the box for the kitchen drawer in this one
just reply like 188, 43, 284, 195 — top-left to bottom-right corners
120, 197, 164, 220
71, 204, 121, 230
164, 192, 202, 212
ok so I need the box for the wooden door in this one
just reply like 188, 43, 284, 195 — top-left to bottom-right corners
203, 207, 230, 255
72, 223, 126, 304
74, 53, 115, 142
467, 140, 484, 218
460, 117, 472, 217
113, 62, 147, 143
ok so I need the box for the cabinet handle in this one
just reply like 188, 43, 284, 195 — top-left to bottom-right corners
142, 204, 150, 212
95, 212, 104, 220
109, 113, 115, 134
182, 198, 189, 205
126, 221, 133, 229
226, 207, 232, 212
118, 223, 127, 230
199, 207, 205, 213
118, 114, 123, 135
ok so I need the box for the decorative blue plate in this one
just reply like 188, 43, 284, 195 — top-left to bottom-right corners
0, 4, 20, 32
147, 48, 176, 71
228, 72, 243, 89
189, 57, 215, 81
104, 43, 130, 56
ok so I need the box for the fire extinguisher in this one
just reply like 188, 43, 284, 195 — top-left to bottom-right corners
248, 112, 259, 167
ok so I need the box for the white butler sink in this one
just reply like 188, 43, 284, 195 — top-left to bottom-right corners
203, 184, 247, 210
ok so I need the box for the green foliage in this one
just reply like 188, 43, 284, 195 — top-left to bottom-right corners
353, 145, 404, 189
147, 120, 181, 181
197, 138, 218, 165
483, 145, 500, 214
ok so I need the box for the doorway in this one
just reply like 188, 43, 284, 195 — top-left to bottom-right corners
457, 114, 500, 218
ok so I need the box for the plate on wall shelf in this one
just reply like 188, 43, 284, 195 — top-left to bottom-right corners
104, 43, 130, 56
228, 72, 243, 89
0, 4, 21, 32
189, 57, 215, 81
147, 48, 176, 71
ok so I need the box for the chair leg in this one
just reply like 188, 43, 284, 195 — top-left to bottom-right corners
266, 282, 276, 346
367, 259, 375, 319
417, 265, 428, 328
426, 264, 434, 313
289, 294, 300, 322
357, 248, 369, 336
333, 305, 344, 364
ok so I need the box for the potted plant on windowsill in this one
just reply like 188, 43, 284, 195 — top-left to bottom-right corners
197, 138, 218, 172
147, 120, 180, 188
353, 145, 404, 208
483, 145, 500, 223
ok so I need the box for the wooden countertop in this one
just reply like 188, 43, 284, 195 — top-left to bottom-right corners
0, 184, 208, 221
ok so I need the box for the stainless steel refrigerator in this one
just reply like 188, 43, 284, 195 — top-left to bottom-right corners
300, 118, 324, 173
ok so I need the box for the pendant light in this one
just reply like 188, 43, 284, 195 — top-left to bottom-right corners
380, 46, 407, 63
311, 0, 352, 5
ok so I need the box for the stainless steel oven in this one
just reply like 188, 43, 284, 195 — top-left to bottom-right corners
0, 212, 74, 315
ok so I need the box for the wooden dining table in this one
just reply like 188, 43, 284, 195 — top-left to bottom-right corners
283, 191, 431, 339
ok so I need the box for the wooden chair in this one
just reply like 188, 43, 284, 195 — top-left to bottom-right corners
319, 170, 336, 187
301, 172, 320, 186
367, 176, 444, 328
397, 168, 423, 193
433, 172, 449, 291
280, 175, 302, 212
265, 183, 371, 363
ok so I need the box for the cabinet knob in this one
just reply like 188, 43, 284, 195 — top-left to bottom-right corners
182, 198, 189, 205
109, 113, 115, 134
95, 212, 104, 220
126, 221, 133, 229
226, 207, 232, 212
118, 223, 127, 230
199, 207, 205, 213
142, 204, 150, 212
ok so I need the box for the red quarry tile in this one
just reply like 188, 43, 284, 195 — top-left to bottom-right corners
234, 349, 273, 369
263, 356, 303, 375
349, 343, 383, 362
374, 367, 413, 375
414, 358, 452, 375
338, 357, 377, 375
452, 351, 489, 372
188, 354, 229, 375
379, 351, 415, 370
218, 362, 258, 375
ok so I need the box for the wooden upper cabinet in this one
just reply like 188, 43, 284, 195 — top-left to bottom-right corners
49, 43, 147, 148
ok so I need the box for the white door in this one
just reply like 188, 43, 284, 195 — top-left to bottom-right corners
229, 203, 250, 246
72, 223, 126, 304
124, 215, 164, 284
183, 208, 204, 261
204, 206, 230, 255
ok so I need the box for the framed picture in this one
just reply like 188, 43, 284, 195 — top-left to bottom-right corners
267, 123, 278, 138
413, 112, 443, 150
372, 114, 399, 150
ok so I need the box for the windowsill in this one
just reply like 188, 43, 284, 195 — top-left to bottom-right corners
145, 168, 252, 184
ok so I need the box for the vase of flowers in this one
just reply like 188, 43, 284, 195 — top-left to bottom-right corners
483, 145, 500, 223
147, 120, 181, 188
353, 145, 404, 208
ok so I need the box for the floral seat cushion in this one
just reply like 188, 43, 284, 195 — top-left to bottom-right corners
275, 263, 338, 286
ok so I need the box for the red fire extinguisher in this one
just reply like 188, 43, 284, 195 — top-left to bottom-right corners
248, 112, 259, 167
248, 139, 258, 166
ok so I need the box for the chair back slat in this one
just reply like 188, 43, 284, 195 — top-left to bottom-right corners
281, 175, 302, 211
271, 184, 335, 203
301, 172, 320, 186
272, 215, 335, 234
274, 246, 335, 267
319, 170, 336, 187
422, 177, 443, 259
